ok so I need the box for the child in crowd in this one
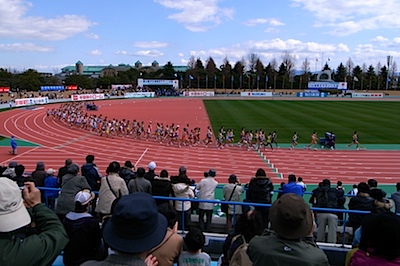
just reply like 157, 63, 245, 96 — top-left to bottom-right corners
44, 168, 59, 210
178, 227, 211, 266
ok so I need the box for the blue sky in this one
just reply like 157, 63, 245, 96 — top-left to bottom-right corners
1, 0, 399, 74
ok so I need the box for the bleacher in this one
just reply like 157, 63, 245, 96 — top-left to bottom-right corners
35, 187, 371, 266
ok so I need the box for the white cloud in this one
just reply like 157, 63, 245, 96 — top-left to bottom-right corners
134, 41, 168, 48
290, 0, 400, 36
115, 50, 164, 57
115, 50, 133, 56
85, 33, 100, 40
0, 0, 96, 40
135, 50, 164, 57
245, 18, 285, 27
155, 0, 233, 31
89, 49, 102, 56
0, 43, 52, 52
178, 53, 184, 57
372, 36, 389, 43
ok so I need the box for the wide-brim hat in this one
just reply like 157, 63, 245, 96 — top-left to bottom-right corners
0, 178, 31, 232
269, 193, 313, 239
103, 192, 167, 254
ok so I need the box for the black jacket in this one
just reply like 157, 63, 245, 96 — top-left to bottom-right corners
151, 176, 173, 205
119, 166, 136, 185
348, 192, 375, 227
63, 213, 102, 266
247, 176, 274, 204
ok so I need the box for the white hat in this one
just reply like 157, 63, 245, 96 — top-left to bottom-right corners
74, 189, 95, 205
148, 161, 156, 170
46, 168, 56, 175
0, 178, 31, 232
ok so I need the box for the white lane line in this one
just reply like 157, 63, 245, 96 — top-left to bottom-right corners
135, 148, 148, 167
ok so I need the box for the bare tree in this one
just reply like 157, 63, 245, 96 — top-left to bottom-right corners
248, 53, 259, 72
301, 58, 310, 74
376, 62, 382, 75
346, 57, 354, 76
270, 58, 278, 72
281, 51, 296, 76
390, 60, 397, 77
187, 55, 196, 69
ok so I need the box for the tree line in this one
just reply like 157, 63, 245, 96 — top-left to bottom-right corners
0, 52, 398, 91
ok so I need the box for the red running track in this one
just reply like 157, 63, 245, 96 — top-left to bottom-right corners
0, 98, 399, 185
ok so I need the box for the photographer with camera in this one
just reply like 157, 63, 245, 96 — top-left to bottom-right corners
0, 178, 68, 266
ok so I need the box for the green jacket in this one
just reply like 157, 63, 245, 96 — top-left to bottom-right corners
0, 203, 69, 266
248, 232, 330, 266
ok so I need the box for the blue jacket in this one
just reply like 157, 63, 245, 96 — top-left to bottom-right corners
44, 176, 59, 198
282, 182, 304, 197
10, 138, 17, 149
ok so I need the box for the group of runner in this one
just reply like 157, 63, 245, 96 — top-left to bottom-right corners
49, 102, 361, 150
290, 130, 361, 150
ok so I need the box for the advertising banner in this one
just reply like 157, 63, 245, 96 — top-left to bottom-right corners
15, 97, 49, 107
308, 82, 347, 90
297, 92, 328, 97
0, 86, 10, 93
40, 86, 64, 91
351, 93, 383, 98
124, 92, 155, 98
240, 91, 273, 97
71, 94, 105, 101
138, 79, 179, 89
183, 91, 215, 97
65, 85, 78, 90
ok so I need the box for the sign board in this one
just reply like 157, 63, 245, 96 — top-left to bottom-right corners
71, 94, 105, 101
138, 79, 179, 89
15, 97, 49, 107
183, 91, 215, 97
351, 93, 383, 98
124, 92, 155, 98
240, 91, 273, 97
308, 82, 347, 90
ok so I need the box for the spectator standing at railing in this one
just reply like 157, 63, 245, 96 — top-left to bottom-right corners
171, 168, 194, 230
118, 160, 136, 185
313, 179, 340, 243
128, 167, 152, 194
56, 164, 91, 221
44, 168, 59, 210
247, 168, 274, 229
144, 161, 157, 182
297, 176, 307, 192
81, 155, 102, 191
97, 161, 129, 217
223, 174, 244, 232
348, 182, 375, 233
197, 169, 218, 231
282, 174, 304, 197
391, 182, 400, 214
152, 169, 173, 206
58, 158, 73, 185
13, 164, 27, 186
30, 161, 47, 187
368, 178, 387, 198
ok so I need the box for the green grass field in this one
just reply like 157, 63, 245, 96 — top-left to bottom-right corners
204, 100, 400, 144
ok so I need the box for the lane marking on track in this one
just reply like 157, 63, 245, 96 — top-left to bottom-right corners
1, 146, 40, 165
54, 133, 94, 149
135, 148, 148, 167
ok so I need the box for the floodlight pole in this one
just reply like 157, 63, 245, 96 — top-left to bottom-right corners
386, 55, 392, 90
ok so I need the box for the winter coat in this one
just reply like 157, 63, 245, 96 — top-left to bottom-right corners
81, 163, 101, 191
152, 176, 173, 205
172, 183, 194, 212
56, 173, 91, 215
118, 166, 136, 185
96, 173, 128, 215
0, 203, 69, 266
197, 177, 218, 210
247, 176, 274, 204
63, 212, 102, 266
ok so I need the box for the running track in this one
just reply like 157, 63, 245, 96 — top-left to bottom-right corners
1, 98, 399, 185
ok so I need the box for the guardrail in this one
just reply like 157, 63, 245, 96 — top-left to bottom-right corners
38, 186, 369, 247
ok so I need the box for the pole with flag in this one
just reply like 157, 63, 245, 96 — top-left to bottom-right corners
231, 75, 234, 90
214, 74, 217, 90
189, 75, 194, 88
265, 76, 268, 89
257, 76, 260, 90
206, 75, 208, 89
239, 75, 242, 89
197, 75, 200, 89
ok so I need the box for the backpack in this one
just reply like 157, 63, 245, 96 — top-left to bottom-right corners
229, 234, 252, 266
317, 187, 336, 208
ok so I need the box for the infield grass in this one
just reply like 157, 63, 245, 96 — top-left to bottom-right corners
203, 100, 400, 144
